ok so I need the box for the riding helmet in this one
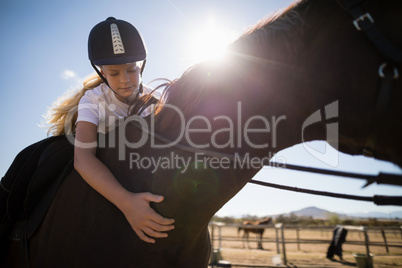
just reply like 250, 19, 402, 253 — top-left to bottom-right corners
88, 17, 147, 65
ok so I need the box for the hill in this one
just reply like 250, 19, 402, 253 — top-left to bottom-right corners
273, 206, 402, 220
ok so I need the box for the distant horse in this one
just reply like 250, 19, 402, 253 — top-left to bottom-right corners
238, 218, 272, 249
2, 0, 402, 267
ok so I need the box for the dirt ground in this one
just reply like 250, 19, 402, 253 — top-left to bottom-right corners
208, 226, 402, 267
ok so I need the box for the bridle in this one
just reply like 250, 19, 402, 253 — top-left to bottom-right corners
339, 0, 402, 156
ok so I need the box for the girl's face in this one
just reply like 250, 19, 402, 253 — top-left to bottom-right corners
101, 62, 141, 102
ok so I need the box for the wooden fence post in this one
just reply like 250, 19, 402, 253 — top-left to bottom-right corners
281, 224, 287, 266
363, 227, 370, 257
211, 223, 215, 249
217, 222, 224, 250
275, 224, 280, 254
381, 229, 389, 253
296, 227, 300, 251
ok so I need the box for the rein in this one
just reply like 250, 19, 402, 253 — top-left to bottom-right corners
130, 121, 402, 205
129, 120, 402, 186
339, 0, 402, 157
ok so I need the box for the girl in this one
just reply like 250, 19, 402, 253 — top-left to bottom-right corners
46, 17, 174, 243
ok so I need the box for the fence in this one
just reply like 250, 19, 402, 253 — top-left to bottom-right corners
209, 222, 402, 266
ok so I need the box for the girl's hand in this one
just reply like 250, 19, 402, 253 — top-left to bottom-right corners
120, 192, 175, 243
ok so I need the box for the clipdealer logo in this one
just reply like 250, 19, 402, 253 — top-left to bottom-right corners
301, 101, 339, 167
66, 100, 340, 168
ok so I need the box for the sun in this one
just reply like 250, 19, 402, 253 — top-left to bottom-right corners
186, 18, 236, 63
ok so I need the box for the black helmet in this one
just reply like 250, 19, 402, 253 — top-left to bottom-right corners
88, 17, 147, 65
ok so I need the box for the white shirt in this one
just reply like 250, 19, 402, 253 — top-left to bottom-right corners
77, 83, 158, 133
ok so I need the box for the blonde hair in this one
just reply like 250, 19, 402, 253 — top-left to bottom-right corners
45, 74, 103, 136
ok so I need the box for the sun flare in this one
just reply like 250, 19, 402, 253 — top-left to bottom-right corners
186, 18, 236, 63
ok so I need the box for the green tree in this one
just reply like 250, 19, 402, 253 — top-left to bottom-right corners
327, 213, 341, 225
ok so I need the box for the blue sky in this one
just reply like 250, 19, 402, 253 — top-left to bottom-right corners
1, 0, 401, 218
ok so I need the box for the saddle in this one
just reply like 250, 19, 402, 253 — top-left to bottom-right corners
0, 135, 74, 242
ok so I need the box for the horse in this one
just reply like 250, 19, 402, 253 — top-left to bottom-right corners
238, 218, 272, 249
3, 0, 402, 267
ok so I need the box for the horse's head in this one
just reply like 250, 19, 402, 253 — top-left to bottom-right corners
292, 0, 402, 165
260, 217, 272, 225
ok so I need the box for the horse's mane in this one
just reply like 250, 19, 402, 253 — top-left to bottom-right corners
133, 0, 314, 131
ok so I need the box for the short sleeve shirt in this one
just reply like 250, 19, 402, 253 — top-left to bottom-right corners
77, 83, 158, 133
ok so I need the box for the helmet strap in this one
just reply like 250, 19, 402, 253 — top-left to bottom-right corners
90, 60, 143, 101
139, 81, 143, 94
139, 60, 146, 94
91, 61, 110, 87
91, 61, 124, 97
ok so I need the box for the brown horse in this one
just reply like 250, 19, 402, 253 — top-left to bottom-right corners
238, 218, 272, 249
3, 0, 402, 267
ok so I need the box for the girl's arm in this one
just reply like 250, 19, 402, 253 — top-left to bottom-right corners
74, 121, 174, 243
